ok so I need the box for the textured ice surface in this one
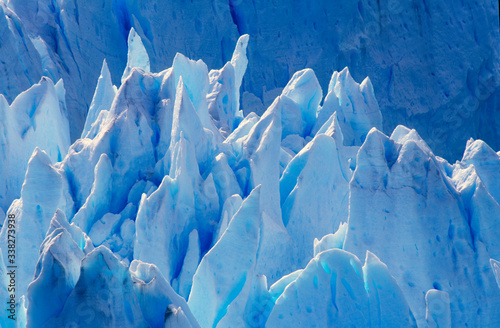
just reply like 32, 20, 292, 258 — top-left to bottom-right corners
0, 20, 499, 328
425, 289, 451, 328
1, 0, 497, 159
266, 249, 416, 327
0, 77, 70, 211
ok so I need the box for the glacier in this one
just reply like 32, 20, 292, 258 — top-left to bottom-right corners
0, 0, 497, 160
0, 14, 499, 328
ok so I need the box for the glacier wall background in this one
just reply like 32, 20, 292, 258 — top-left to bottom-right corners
0, 0, 498, 161
0, 25, 499, 326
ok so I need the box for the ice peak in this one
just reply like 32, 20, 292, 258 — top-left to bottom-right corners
82, 59, 116, 139
207, 62, 239, 135
363, 250, 384, 268
353, 128, 395, 189
230, 34, 250, 91
46, 209, 94, 254
121, 27, 150, 83
244, 95, 282, 158
172, 53, 209, 113
327, 68, 383, 146
188, 185, 261, 328
27, 222, 86, 328
315, 111, 344, 145
391, 125, 433, 154
336, 67, 357, 91
282, 68, 322, 136
463, 139, 499, 163
171, 77, 214, 171
172, 77, 202, 143
313, 222, 348, 256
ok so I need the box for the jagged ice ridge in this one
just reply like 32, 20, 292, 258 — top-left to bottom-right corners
0, 0, 498, 161
0, 30, 499, 328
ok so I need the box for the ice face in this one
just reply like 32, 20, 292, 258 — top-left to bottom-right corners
207, 34, 249, 136
344, 127, 500, 326
0, 77, 70, 211
26, 210, 88, 328
363, 251, 417, 327
188, 186, 261, 328
0, 149, 74, 299
2, 32, 500, 328
27, 234, 201, 327
319, 68, 383, 147
280, 134, 350, 270
2, 0, 498, 160
43, 245, 148, 327
0, 3, 43, 117
281, 69, 322, 137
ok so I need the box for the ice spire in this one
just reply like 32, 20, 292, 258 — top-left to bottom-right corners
26, 211, 88, 328
121, 27, 150, 83
282, 68, 322, 136
0, 148, 73, 300
231, 34, 250, 93
318, 68, 383, 146
189, 186, 261, 328
82, 60, 116, 139
280, 134, 349, 269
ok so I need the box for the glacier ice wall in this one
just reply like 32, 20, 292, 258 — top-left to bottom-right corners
0, 28, 499, 328
0, 0, 497, 160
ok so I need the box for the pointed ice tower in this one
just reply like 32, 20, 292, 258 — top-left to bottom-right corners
71, 153, 113, 233
0, 148, 74, 300
314, 68, 382, 146
281, 68, 322, 137
82, 60, 117, 139
239, 96, 293, 282
26, 210, 91, 328
171, 77, 216, 172
135, 130, 218, 285
207, 34, 249, 135
121, 27, 150, 83
280, 133, 350, 270
0, 77, 70, 211
134, 136, 199, 283
189, 186, 261, 328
